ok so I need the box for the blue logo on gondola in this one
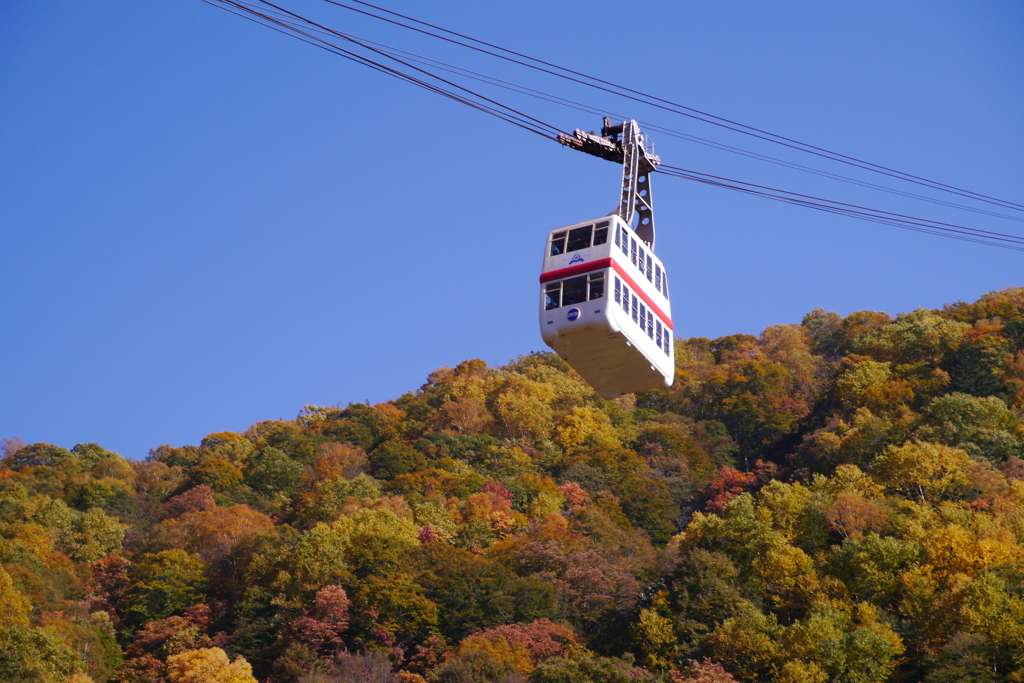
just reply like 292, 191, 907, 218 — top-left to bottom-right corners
569, 253, 585, 265
567, 308, 580, 321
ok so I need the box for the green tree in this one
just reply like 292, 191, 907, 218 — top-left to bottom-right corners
916, 392, 1023, 462
70, 507, 125, 562
530, 654, 659, 683
123, 549, 208, 629
3, 443, 75, 470
236, 523, 352, 657
779, 601, 904, 683
65, 477, 133, 512
851, 309, 968, 366
923, 632, 999, 683
409, 544, 556, 643
72, 442, 121, 466
368, 438, 427, 480
709, 605, 782, 681
351, 572, 439, 649
661, 549, 748, 658
0, 626, 82, 683
244, 447, 304, 497
822, 534, 920, 606
295, 473, 382, 527
329, 507, 419, 578
949, 334, 1015, 397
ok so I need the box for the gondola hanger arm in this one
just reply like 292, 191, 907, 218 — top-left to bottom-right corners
558, 118, 660, 249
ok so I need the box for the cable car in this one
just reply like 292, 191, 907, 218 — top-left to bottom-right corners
540, 119, 674, 398
540, 215, 673, 398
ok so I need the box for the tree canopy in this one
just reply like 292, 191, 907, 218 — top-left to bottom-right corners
3, 287, 1024, 682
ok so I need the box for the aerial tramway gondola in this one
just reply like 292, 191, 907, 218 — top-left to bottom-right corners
540, 119, 674, 398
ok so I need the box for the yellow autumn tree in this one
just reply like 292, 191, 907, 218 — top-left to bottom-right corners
635, 607, 679, 671
165, 647, 257, 683
451, 633, 534, 674
872, 441, 972, 503
554, 406, 621, 453
752, 539, 819, 616
775, 660, 828, 683
488, 374, 555, 443
755, 480, 815, 542
12, 522, 54, 559
0, 567, 32, 628
923, 521, 1022, 582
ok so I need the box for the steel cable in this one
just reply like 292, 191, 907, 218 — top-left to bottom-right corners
332, 0, 1024, 213
201, 0, 1024, 251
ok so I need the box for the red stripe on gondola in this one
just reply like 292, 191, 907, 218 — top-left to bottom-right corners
539, 258, 614, 283
540, 257, 673, 331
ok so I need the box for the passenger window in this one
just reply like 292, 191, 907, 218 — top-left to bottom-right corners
622, 285, 630, 314
648, 316, 654, 339
656, 320, 662, 347
544, 283, 561, 310
589, 273, 604, 300
621, 229, 629, 256
663, 272, 669, 299
647, 255, 653, 281
593, 221, 609, 246
614, 276, 621, 303
655, 265, 662, 291
631, 293, 638, 322
562, 276, 588, 305
550, 232, 566, 256
630, 238, 637, 265
566, 226, 592, 252
638, 246, 645, 271
640, 304, 647, 331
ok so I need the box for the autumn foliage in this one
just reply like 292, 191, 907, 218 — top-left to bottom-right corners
3, 287, 1024, 682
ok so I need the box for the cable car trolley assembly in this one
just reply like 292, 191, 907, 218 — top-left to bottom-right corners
540, 119, 674, 399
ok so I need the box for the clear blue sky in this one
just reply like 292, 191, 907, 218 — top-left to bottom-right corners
2, 0, 1022, 459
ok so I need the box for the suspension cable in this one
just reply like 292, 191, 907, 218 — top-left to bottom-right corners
201, 0, 1024, 252
329, 0, 1024, 214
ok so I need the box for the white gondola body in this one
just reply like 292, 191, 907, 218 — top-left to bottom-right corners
539, 215, 674, 398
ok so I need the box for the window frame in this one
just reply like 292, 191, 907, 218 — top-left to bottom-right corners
544, 282, 561, 310
561, 275, 589, 306
565, 225, 593, 253
550, 231, 567, 256
588, 272, 605, 301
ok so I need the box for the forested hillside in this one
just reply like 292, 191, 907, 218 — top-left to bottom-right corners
4, 287, 1024, 683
